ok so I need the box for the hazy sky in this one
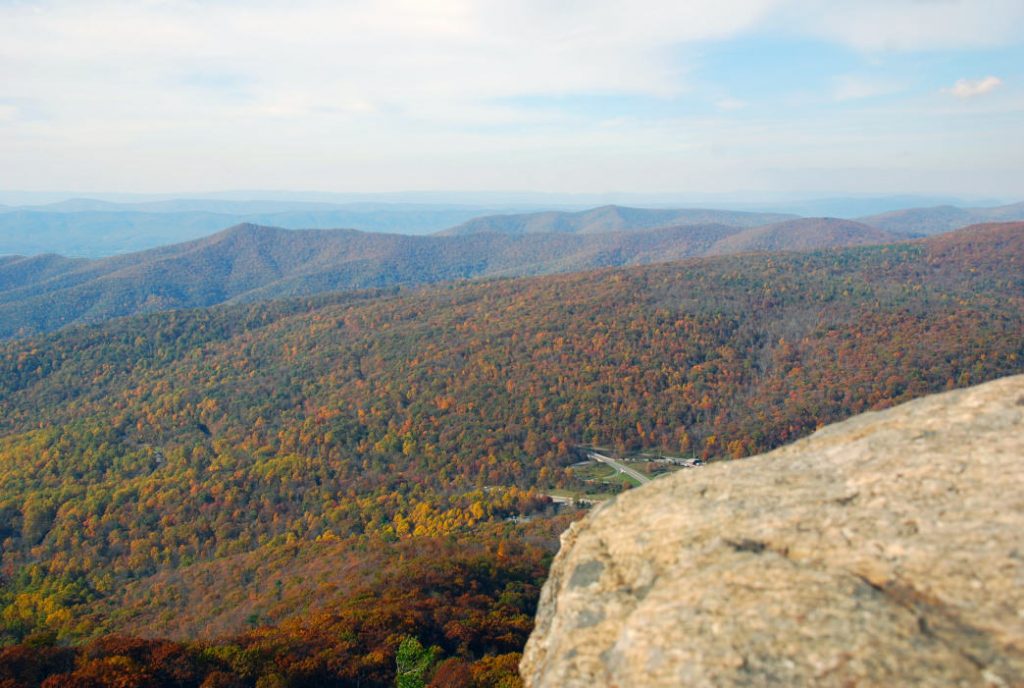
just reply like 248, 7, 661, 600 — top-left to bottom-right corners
1, 0, 1022, 197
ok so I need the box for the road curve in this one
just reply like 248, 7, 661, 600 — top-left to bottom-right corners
587, 451, 651, 485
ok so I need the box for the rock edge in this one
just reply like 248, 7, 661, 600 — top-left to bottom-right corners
521, 374, 1024, 687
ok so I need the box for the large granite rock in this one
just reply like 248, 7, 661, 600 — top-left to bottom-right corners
521, 375, 1024, 687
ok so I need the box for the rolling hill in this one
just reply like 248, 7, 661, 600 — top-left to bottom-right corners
0, 218, 902, 338
706, 217, 898, 254
437, 204, 797, 236
859, 201, 1024, 236
0, 222, 1021, 686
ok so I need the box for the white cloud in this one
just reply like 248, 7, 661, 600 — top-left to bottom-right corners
944, 76, 1004, 99
0, 1, 1019, 132
0, 0, 783, 188
783, 0, 1024, 52
0, 1, 776, 109
715, 97, 748, 111
0, 1, 1022, 194
832, 75, 903, 101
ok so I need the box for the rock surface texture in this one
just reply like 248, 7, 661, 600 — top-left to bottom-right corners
521, 375, 1024, 687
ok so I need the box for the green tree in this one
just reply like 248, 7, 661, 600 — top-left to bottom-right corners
395, 636, 438, 688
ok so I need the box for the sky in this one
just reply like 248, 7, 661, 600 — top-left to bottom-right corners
1, 0, 1022, 198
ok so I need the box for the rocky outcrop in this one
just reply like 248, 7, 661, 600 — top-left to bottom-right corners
521, 375, 1024, 687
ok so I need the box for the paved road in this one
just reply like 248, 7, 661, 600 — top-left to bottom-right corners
587, 451, 651, 485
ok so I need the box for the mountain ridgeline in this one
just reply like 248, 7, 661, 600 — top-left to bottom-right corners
0, 221, 1021, 686
0, 201, 501, 257
437, 205, 797, 235
859, 200, 1024, 236
0, 200, 1021, 687
0, 211, 906, 339
2, 196, 1021, 259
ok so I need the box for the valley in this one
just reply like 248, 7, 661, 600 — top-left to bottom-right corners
0, 220, 1021, 685
0, 207, 911, 339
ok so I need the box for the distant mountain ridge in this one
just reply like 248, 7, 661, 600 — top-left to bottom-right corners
437, 205, 797, 236
0, 218, 1020, 677
707, 218, 896, 255
3, 198, 400, 214
0, 217, 907, 338
859, 201, 1024, 236
5, 197, 1021, 258
0, 204, 504, 257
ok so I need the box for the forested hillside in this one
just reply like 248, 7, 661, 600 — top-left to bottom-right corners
438, 204, 795, 235
0, 218, 898, 339
859, 200, 1024, 235
0, 223, 1021, 686
707, 218, 895, 254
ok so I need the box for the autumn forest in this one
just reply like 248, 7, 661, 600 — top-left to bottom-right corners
0, 222, 1022, 686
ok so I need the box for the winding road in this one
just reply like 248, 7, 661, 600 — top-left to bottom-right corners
587, 451, 651, 485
